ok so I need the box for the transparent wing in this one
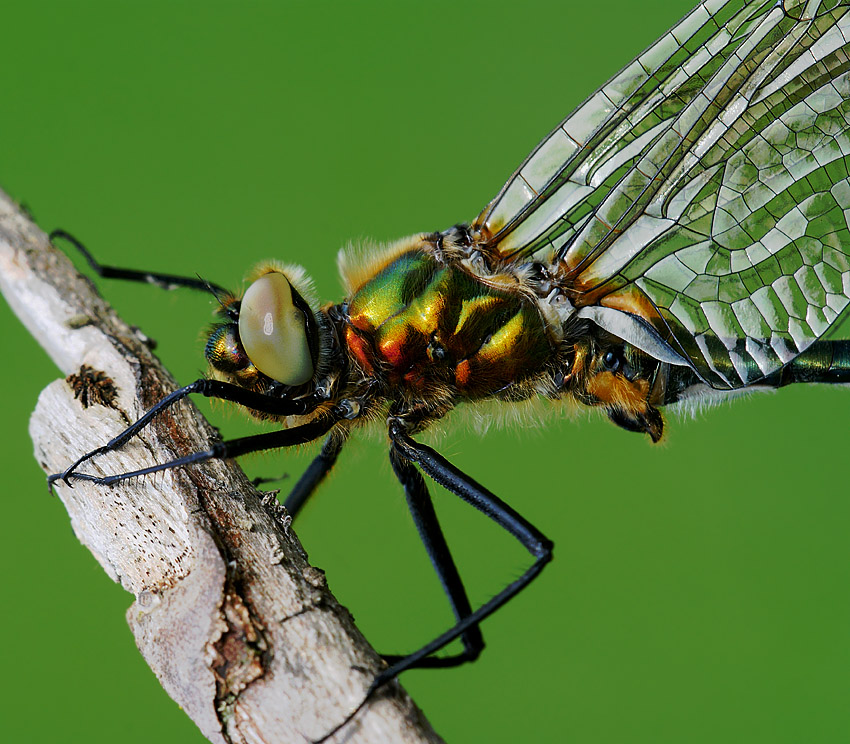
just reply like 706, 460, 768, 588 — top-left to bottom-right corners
475, 0, 850, 389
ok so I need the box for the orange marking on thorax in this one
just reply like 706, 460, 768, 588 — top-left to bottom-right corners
345, 327, 375, 375
586, 371, 651, 414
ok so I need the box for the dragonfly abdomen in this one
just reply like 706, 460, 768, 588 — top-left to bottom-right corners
759, 340, 850, 387
661, 340, 850, 416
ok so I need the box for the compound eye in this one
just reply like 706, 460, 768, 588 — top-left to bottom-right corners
602, 349, 623, 373
238, 272, 314, 385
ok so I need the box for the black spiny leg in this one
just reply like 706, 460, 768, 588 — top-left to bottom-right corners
316, 419, 553, 743
51, 407, 345, 487
50, 378, 324, 486
386, 447, 484, 668
50, 229, 231, 298
382, 420, 552, 674
283, 433, 347, 520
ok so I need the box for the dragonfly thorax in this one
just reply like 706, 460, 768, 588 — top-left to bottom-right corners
342, 241, 556, 399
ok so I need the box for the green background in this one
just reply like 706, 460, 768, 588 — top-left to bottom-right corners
1, 2, 847, 742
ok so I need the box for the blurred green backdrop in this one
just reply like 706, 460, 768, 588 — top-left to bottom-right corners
1, 2, 847, 743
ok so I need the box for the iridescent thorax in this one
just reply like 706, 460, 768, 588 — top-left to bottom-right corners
344, 248, 553, 398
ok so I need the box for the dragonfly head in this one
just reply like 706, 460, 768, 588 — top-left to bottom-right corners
205, 265, 322, 391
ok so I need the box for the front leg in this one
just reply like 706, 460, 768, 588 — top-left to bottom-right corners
50, 378, 325, 487
51, 405, 345, 486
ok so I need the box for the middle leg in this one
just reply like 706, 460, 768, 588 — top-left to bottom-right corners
283, 432, 347, 519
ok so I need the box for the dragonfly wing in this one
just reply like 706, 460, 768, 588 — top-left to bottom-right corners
476, 0, 850, 389
474, 0, 759, 259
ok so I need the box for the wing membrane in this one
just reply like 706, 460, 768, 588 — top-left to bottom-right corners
475, 0, 850, 389
475, 0, 757, 258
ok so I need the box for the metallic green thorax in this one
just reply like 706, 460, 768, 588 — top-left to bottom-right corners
344, 249, 552, 398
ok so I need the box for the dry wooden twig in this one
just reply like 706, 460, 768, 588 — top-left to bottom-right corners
0, 188, 444, 744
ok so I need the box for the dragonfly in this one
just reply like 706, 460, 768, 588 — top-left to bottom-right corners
50, 0, 850, 735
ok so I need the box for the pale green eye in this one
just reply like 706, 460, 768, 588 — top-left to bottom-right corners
238, 272, 314, 385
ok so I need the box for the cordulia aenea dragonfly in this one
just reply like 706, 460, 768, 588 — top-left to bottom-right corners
49, 0, 850, 735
